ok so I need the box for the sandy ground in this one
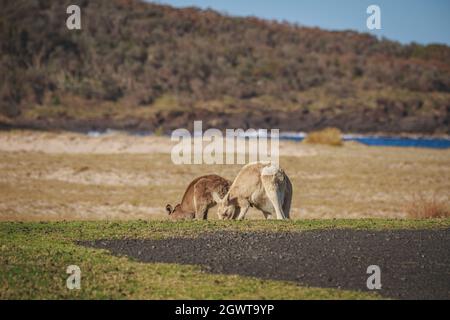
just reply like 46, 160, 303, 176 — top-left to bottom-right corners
0, 130, 449, 220
0, 130, 316, 157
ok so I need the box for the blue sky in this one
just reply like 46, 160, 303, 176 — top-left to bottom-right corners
150, 0, 450, 45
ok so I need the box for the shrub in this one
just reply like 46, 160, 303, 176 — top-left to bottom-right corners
153, 125, 165, 136
303, 127, 343, 146
152, 94, 179, 110
404, 193, 450, 219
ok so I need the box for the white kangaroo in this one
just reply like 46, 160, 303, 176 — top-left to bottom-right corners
215, 162, 292, 220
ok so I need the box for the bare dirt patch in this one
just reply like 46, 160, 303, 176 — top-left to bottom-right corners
81, 229, 450, 300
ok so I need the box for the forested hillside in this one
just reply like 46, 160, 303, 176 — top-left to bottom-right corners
1, 0, 449, 133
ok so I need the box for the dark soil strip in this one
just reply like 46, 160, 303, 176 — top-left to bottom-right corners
79, 229, 450, 299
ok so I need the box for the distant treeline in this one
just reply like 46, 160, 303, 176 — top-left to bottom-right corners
1, 0, 449, 133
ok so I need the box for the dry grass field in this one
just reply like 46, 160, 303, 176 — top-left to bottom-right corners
0, 130, 448, 221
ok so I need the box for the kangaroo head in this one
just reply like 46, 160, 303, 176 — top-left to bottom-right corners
166, 203, 183, 215
166, 203, 193, 220
216, 193, 238, 220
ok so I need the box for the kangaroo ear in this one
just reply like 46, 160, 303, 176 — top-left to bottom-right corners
212, 192, 223, 203
166, 204, 173, 214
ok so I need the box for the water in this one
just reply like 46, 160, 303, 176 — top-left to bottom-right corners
343, 136, 450, 149
280, 135, 450, 149
281, 134, 450, 149
86, 130, 450, 150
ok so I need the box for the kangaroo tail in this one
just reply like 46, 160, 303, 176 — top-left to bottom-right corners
282, 175, 292, 219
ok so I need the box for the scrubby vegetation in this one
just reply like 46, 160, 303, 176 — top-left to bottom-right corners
1, 0, 450, 133
303, 128, 343, 146
405, 193, 450, 219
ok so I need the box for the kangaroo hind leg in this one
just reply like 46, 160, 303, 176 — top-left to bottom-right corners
261, 165, 287, 220
282, 176, 292, 219
193, 181, 210, 220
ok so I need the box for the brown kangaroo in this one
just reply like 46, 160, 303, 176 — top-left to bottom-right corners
166, 174, 231, 220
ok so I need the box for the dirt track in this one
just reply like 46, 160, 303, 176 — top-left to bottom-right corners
80, 229, 450, 299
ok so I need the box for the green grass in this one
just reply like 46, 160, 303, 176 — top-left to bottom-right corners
1, 219, 449, 299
